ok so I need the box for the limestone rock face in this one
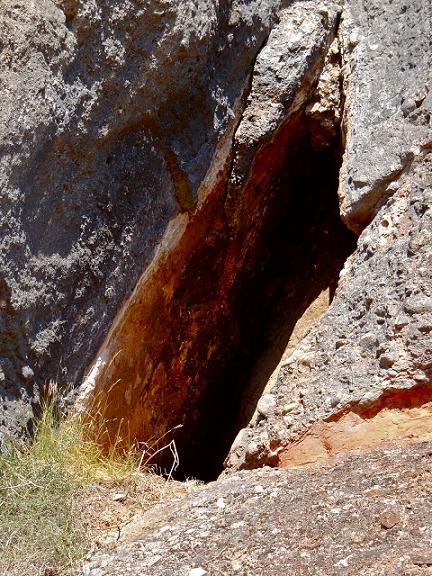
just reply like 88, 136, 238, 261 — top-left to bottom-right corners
0, 0, 431, 493
338, 0, 431, 233
0, 0, 282, 437
227, 1, 339, 195
226, 0, 432, 472
2, 0, 432, 572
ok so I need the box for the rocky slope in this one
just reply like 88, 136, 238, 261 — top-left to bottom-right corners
79, 442, 432, 576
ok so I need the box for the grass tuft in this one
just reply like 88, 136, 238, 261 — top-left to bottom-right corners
0, 400, 184, 576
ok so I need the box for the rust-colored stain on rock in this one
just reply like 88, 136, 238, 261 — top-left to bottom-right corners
278, 384, 432, 467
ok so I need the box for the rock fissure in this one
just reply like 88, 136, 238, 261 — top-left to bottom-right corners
81, 56, 355, 481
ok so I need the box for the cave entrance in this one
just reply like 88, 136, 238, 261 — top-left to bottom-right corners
85, 105, 357, 483
173, 112, 357, 482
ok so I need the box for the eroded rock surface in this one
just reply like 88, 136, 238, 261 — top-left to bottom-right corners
78, 442, 432, 576
2, 0, 432, 573
338, 0, 431, 233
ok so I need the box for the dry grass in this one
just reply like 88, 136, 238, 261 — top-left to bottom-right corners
0, 403, 191, 576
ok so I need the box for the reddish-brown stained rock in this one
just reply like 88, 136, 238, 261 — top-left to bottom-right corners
82, 106, 349, 477
278, 385, 432, 468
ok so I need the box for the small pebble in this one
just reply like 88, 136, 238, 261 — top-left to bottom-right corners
380, 510, 401, 529
411, 553, 432, 567
282, 401, 299, 414
112, 493, 127, 502
257, 394, 277, 418
189, 568, 207, 576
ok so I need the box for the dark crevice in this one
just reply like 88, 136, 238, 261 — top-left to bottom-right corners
169, 112, 356, 482
86, 55, 356, 482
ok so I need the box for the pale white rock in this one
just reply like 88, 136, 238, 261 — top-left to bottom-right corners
189, 568, 207, 576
